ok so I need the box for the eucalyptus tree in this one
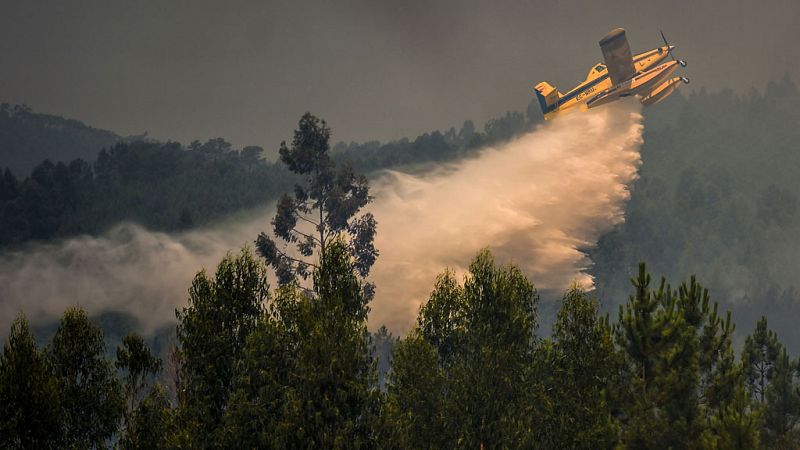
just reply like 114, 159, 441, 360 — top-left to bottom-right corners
389, 250, 539, 448
174, 248, 269, 447
49, 307, 124, 448
0, 315, 62, 448
256, 113, 377, 285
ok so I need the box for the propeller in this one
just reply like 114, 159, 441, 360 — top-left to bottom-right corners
660, 30, 687, 67
680, 76, 690, 84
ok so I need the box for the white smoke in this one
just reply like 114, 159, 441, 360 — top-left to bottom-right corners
368, 101, 644, 331
0, 101, 643, 334
0, 210, 268, 334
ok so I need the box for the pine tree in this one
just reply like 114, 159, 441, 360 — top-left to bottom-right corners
742, 316, 782, 404
739, 316, 800, 447
698, 301, 737, 413
616, 263, 678, 447
0, 315, 62, 448
762, 348, 800, 447
616, 263, 739, 448
711, 383, 763, 449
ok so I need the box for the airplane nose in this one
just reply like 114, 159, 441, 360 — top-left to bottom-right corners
678, 60, 687, 67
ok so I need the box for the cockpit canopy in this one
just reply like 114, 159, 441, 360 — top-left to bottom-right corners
586, 64, 607, 81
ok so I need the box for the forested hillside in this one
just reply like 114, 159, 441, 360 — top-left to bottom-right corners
5, 78, 800, 347
0, 104, 120, 175
589, 75, 800, 350
5, 87, 800, 447
0, 104, 538, 250
333, 106, 537, 173
5, 79, 800, 349
0, 139, 296, 248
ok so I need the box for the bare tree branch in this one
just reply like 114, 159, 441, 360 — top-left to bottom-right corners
289, 227, 322, 245
296, 214, 320, 227
274, 246, 319, 270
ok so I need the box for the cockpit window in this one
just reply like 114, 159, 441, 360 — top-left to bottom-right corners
595, 64, 606, 73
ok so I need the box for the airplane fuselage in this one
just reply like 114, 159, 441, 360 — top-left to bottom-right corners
546, 45, 674, 117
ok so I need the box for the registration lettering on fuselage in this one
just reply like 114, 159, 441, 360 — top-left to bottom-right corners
575, 86, 597, 102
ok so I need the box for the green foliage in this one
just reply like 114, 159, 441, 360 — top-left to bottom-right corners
0, 138, 296, 249
117, 332, 162, 410
711, 384, 763, 450
6, 252, 800, 447
174, 247, 269, 447
739, 316, 800, 445
285, 238, 380, 448
590, 78, 800, 352
616, 263, 741, 448
743, 316, 783, 403
388, 249, 539, 448
221, 312, 288, 448
223, 238, 379, 449
1, 101, 539, 254
539, 286, 619, 449
762, 350, 800, 447
0, 315, 62, 449
256, 112, 377, 285
417, 269, 465, 365
49, 307, 124, 448
116, 332, 164, 446
382, 331, 445, 449
119, 384, 175, 450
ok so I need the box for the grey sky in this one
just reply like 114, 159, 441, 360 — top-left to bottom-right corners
1, 0, 798, 150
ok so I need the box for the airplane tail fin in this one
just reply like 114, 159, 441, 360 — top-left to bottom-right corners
534, 81, 562, 118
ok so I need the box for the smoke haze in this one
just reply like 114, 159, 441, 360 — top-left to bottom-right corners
0, 212, 267, 334
1, 0, 796, 149
368, 101, 643, 331
0, 102, 643, 334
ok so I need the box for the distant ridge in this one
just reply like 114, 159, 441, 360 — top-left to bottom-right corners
0, 103, 121, 175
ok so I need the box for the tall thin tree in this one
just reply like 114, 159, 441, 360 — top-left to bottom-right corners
256, 113, 377, 285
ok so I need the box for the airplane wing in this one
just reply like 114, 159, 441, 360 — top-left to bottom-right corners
599, 28, 636, 85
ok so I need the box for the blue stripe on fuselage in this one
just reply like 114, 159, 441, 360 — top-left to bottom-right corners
548, 74, 609, 111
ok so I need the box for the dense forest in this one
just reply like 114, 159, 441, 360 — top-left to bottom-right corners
4, 79, 800, 347
0, 105, 537, 251
589, 75, 800, 351
0, 139, 295, 248
3, 244, 797, 448
0, 104, 120, 175
4, 78, 800, 447
1, 111, 796, 447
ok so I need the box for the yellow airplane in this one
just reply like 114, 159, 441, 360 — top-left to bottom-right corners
534, 29, 689, 120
